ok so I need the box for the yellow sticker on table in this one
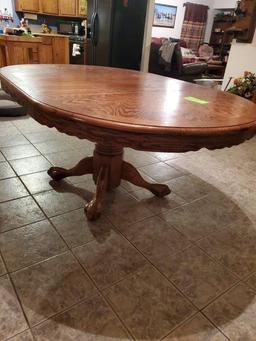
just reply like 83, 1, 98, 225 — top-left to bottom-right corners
185, 96, 209, 105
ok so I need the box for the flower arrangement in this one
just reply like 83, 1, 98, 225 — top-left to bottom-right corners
228, 71, 256, 102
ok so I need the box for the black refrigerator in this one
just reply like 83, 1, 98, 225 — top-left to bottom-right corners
86, 0, 148, 70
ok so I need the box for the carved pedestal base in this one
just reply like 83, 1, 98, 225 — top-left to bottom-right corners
48, 144, 171, 220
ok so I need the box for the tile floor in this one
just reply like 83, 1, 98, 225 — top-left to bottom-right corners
0, 115, 256, 341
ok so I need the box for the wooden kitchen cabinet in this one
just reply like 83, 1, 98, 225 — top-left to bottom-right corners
40, 0, 59, 15
16, 0, 40, 12
15, 0, 86, 17
77, 0, 87, 17
0, 34, 69, 67
58, 0, 77, 16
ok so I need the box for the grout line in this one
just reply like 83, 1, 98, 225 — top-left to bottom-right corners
7, 272, 32, 332
159, 310, 199, 341
67, 222, 137, 340
111, 225, 200, 312
1, 117, 256, 339
1, 172, 136, 340
200, 311, 233, 341
4, 328, 36, 341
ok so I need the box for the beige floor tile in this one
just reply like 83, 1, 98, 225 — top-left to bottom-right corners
149, 152, 183, 162
104, 265, 196, 340
140, 162, 185, 183
0, 275, 28, 340
66, 174, 96, 186
0, 254, 6, 276
153, 245, 238, 308
116, 216, 191, 262
21, 171, 56, 194
34, 140, 74, 154
124, 148, 159, 168
245, 273, 256, 291
11, 252, 96, 326
0, 134, 29, 148
1, 115, 256, 340
44, 149, 91, 169
12, 118, 49, 134
224, 216, 256, 238
103, 192, 153, 228
67, 138, 95, 152
197, 227, 256, 278
168, 156, 212, 184
0, 178, 28, 202
67, 176, 97, 191
51, 208, 113, 248
33, 296, 131, 341
34, 190, 85, 217
0, 220, 67, 272
0, 126, 21, 138
166, 174, 215, 203
161, 191, 245, 242
203, 283, 256, 341
73, 231, 146, 289
121, 172, 156, 194
1, 144, 40, 161
24, 130, 61, 143
131, 188, 185, 214
7, 329, 34, 341
225, 184, 256, 221
10, 155, 51, 176
0, 196, 45, 233
163, 313, 228, 340
0, 162, 15, 180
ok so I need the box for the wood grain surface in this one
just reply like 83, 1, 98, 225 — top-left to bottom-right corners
1, 64, 256, 152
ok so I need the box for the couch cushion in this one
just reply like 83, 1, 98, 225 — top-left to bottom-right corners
0, 89, 12, 100
0, 100, 26, 117
151, 37, 168, 45
182, 62, 208, 75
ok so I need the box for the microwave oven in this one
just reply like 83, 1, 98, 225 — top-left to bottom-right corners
57, 21, 83, 35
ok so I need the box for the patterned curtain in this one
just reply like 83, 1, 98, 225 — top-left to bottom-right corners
180, 3, 209, 52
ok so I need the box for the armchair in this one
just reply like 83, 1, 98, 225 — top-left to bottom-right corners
149, 38, 207, 82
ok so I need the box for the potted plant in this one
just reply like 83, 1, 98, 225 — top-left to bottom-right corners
228, 71, 256, 103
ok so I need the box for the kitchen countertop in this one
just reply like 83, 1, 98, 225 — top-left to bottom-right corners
0, 32, 70, 38
33, 32, 70, 38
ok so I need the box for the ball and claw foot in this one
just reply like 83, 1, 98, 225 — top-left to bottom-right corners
85, 201, 101, 221
150, 184, 171, 197
47, 167, 68, 181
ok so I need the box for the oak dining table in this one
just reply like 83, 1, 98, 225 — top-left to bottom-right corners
1, 64, 256, 220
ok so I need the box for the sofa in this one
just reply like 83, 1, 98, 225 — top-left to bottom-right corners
149, 38, 208, 83
0, 89, 26, 117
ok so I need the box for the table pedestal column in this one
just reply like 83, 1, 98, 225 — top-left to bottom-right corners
48, 143, 171, 220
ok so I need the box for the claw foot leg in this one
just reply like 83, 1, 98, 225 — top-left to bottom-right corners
122, 161, 171, 197
48, 157, 93, 181
85, 166, 108, 220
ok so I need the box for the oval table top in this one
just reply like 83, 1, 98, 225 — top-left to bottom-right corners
1, 64, 256, 152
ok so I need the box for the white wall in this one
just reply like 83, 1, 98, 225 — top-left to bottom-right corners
1, 0, 13, 15
151, 0, 214, 42
222, 31, 256, 90
213, 0, 236, 9
141, 0, 155, 72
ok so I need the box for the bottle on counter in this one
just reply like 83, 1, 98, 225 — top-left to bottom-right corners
74, 23, 79, 35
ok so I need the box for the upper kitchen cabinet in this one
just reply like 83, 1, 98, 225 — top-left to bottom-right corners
40, 0, 59, 15
16, 0, 40, 13
15, 0, 87, 17
58, 0, 77, 16
77, 0, 87, 17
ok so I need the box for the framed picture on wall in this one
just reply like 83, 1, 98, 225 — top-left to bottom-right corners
153, 3, 177, 28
